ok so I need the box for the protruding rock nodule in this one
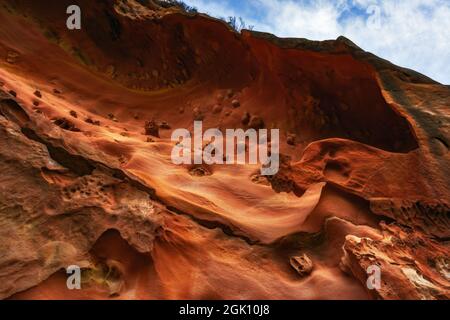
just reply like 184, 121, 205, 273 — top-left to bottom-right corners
145, 120, 160, 138
290, 254, 314, 277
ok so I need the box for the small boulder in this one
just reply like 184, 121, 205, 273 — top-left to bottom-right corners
212, 104, 222, 114
248, 116, 265, 130
145, 120, 160, 137
241, 112, 250, 125
290, 254, 313, 277
189, 166, 211, 177
287, 133, 296, 146
216, 93, 224, 102
159, 121, 171, 129
231, 99, 240, 108
85, 118, 100, 126
53, 117, 80, 132
193, 107, 204, 121
107, 113, 118, 122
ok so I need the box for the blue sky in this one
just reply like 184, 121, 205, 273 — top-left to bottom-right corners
184, 0, 450, 84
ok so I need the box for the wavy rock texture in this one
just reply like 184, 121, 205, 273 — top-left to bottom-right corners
0, 0, 448, 299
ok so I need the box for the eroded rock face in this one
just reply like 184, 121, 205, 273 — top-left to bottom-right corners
0, 109, 163, 299
0, 0, 448, 300
341, 223, 450, 300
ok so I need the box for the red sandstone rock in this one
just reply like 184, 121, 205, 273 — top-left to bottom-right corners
0, 0, 447, 300
341, 223, 449, 300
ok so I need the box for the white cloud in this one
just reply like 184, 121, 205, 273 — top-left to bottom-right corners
184, 0, 450, 84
